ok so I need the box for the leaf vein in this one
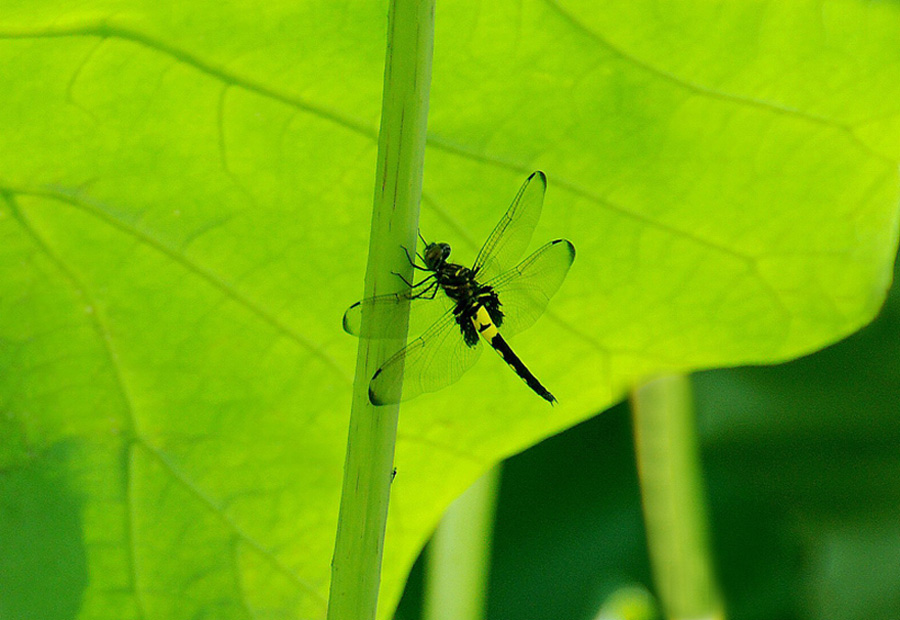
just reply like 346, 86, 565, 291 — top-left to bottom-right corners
2, 184, 352, 384
1, 190, 151, 620
539, 0, 894, 166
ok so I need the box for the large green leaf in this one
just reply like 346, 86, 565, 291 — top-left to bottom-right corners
451, 254, 900, 620
1, 1, 898, 618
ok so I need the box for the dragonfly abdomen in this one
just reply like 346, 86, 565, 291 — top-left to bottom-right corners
471, 306, 557, 404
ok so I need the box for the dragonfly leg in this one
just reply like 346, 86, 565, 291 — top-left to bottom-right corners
391, 270, 416, 288
412, 273, 436, 288
410, 280, 439, 300
393, 272, 435, 291
421, 282, 439, 299
401, 245, 431, 271
401, 245, 415, 265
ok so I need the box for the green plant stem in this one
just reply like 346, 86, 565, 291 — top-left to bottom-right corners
423, 466, 501, 620
630, 375, 724, 620
326, 1, 435, 619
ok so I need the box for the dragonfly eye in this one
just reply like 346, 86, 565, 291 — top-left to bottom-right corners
423, 243, 444, 271
423, 242, 448, 270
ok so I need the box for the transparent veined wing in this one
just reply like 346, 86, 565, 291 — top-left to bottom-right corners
368, 311, 483, 405
487, 238, 575, 338
342, 280, 454, 339
472, 171, 546, 282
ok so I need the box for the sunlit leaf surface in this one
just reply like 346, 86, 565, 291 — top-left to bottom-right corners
1, 1, 898, 618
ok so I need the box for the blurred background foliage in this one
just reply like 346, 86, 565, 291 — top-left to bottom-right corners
396, 250, 900, 620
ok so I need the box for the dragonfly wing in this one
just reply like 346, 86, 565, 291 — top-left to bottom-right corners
342, 280, 452, 339
472, 171, 546, 281
487, 239, 575, 338
369, 311, 483, 405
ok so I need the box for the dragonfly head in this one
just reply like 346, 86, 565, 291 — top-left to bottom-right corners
423, 242, 451, 271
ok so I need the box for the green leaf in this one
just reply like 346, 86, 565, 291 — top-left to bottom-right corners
1, 1, 898, 619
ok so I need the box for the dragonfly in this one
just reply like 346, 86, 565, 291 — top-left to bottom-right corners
343, 171, 575, 406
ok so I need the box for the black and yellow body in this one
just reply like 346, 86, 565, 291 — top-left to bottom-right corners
423, 243, 556, 404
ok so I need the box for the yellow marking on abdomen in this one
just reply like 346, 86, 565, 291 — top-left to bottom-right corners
471, 305, 499, 341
